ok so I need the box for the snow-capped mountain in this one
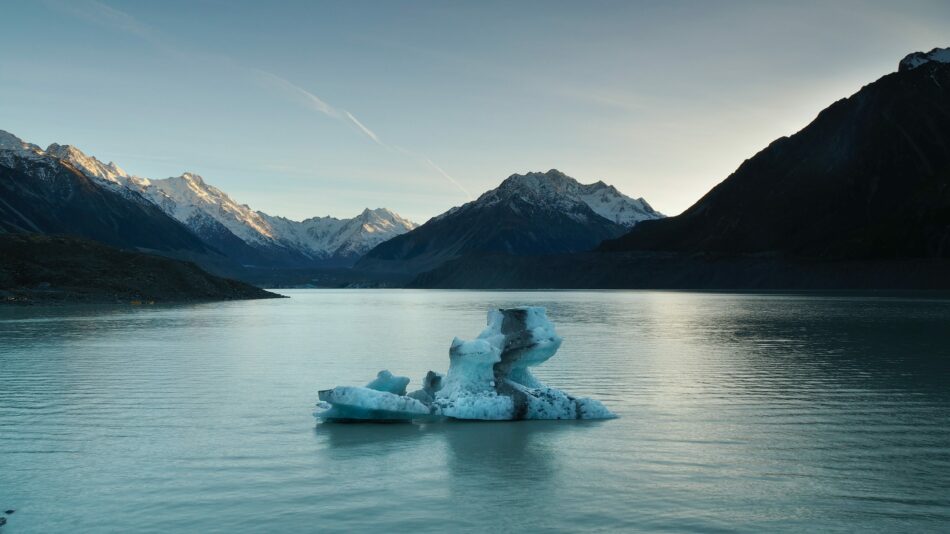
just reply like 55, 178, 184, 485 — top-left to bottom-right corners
0, 131, 213, 256
137, 173, 417, 265
899, 47, 950, 72
142, 173, 279, 246
46, 143, 139, 189
262, 208, 417, 260
0, 130, 41, 157
357, 169, 664, 275
1, 130, 417, 268
473, 169, 662, 227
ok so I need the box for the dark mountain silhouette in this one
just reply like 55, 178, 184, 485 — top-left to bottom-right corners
600, 50, 950, 260
412, 48, 950, 289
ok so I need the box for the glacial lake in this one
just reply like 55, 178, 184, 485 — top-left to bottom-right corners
1, 290, 949, 532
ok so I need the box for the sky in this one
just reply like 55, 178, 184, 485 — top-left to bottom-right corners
2, 0, 949, 223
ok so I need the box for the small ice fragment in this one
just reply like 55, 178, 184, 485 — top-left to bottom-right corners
365, 370, 410, 395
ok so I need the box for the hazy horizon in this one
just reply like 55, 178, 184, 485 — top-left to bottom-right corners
3, 0, 949, 222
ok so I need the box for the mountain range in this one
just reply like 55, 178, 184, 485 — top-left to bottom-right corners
1, 128, 660, 282
411, 47, 950, 288
0, 131, 417, 272
3, 47, 949, 291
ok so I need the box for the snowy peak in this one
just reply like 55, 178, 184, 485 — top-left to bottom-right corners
475, 169, 662, 227
144, 175, 416, 257
144, 173, 278, 244
899, 47, 950, 72
1, 128, 417, 266
347, 208, 418, 249
490, 169, 594, 203
0, 130, 43, 158
0, 130, 29, 151
46, 143, 132, 186
263, 206, 418, 259
355, 207, 418, 232
143, 175, 417, 261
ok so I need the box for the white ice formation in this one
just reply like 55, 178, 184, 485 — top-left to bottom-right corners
315, 307, 616, 422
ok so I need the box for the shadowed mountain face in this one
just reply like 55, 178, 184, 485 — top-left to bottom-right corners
601, 56, 950, 260
0, 139, 213, 255
357, 169, 663, 275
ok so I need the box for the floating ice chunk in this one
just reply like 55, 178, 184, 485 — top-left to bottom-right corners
316, 386, 430, 422
441, 337, 501, 394
365, 370, 410, 395
314, 307, 616, 422
434, 391, 514, 420
576, 397, 616, 419
407, 371, 444, 404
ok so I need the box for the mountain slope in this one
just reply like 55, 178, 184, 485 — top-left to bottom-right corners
357, 169, 662, 275
23, 134, 418, 268
601, 48, 950, 260
261, 208, 417, 263
0, 132, 215, 256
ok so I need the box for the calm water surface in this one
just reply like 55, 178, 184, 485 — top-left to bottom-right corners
1, 290, 949, 532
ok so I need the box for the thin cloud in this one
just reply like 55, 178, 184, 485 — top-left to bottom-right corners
46, 0, 471, 201
251, 70, 382, 146
45, 0, 149, 37
44, 0, 171, 53
252, 69, 471, 199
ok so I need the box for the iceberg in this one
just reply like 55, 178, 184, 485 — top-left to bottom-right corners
315, 307, 616, 422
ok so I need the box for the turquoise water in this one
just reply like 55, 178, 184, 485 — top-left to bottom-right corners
1, 290, 949, 532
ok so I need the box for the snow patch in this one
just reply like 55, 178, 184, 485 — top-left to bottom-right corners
438, 169, 663, 228
899, 47, 950, 72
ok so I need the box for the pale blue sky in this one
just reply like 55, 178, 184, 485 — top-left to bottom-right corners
2, 0, 948, 222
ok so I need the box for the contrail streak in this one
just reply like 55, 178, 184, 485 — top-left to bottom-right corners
423, 158, 472, 200
343, 111, 382, 145
251, 70, 469, 199
252, 69, 339, 118
48, 0, 472, 202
